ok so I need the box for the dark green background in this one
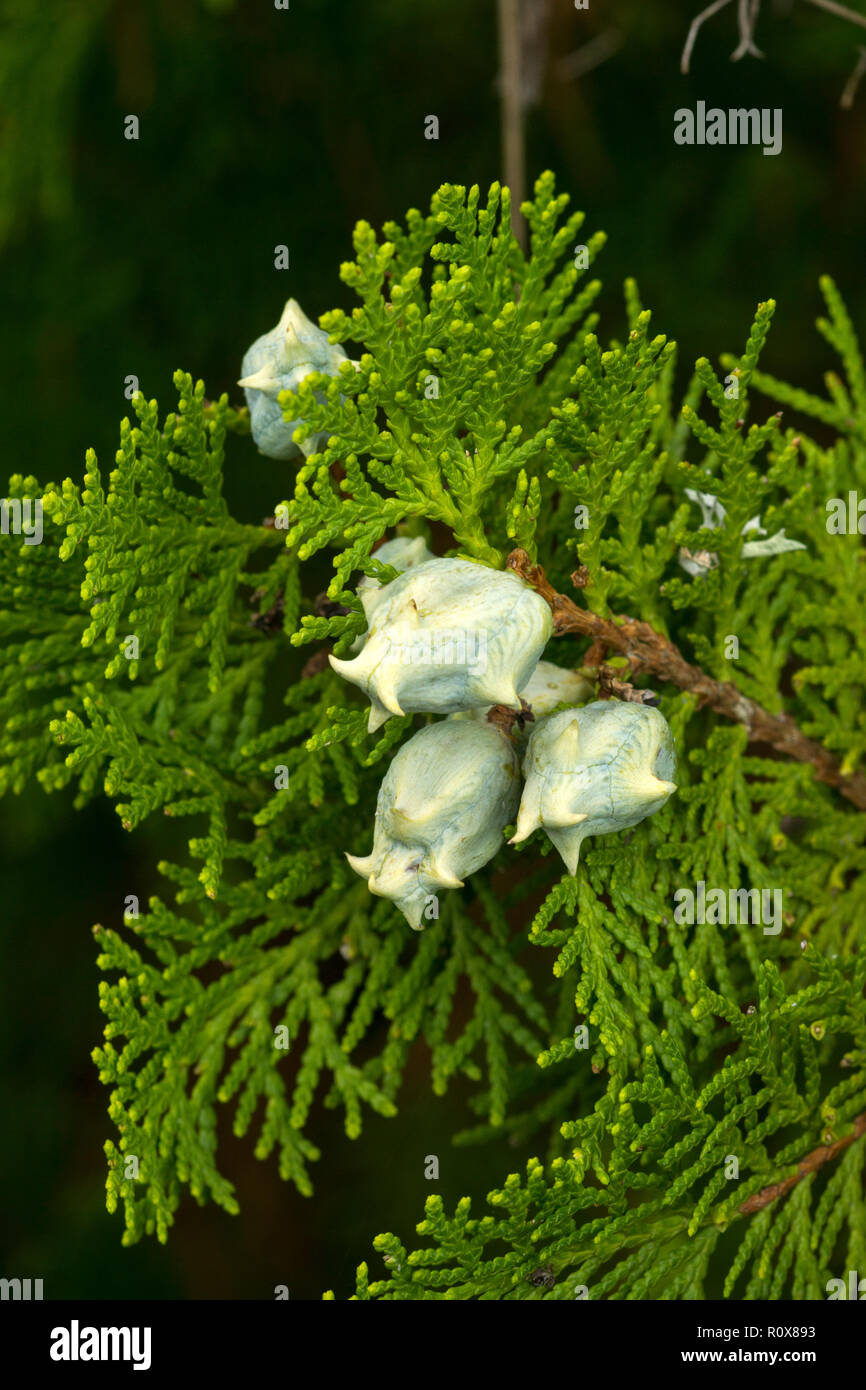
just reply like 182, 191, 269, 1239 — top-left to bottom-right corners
2, 0, 864, 1299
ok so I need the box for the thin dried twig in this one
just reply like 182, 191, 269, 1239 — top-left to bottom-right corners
732, 0, 764, 58
840, 42, 866, 105
682, 0, 735, 73
802, 0, 866, 32
683, 0, 866, 103
555, 28, 624, 82
596, 665, 660, 706
506, 548, 866, 811
497, 0, 527, 249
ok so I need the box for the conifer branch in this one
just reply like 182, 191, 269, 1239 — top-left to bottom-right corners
506, 548, 866, 810
739, 1112, 866, 1214
4, 174, 864, 1296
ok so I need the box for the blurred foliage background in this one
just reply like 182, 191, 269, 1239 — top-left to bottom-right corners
2, 0, 865, 1299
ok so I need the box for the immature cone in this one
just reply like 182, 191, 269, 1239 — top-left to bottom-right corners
451, 659, 594, 725
356, 537, 434, 599
329, 557, 554, 732
350, 536, 435, 653
346, 720, 521, 929
518, 660, 594, 715
238, 298, 354, 460
512, 700, 677, 873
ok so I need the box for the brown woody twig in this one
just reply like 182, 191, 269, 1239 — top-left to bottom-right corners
596, 665, 660, 706
301, 649, 332, 680
739, 1113, 866, 1214
487, 698, 535, 735
506, 548, 866, 812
